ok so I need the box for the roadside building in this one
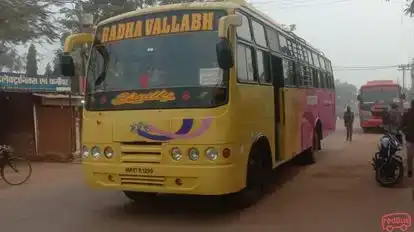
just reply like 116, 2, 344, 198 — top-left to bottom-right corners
0, 72, 82, 161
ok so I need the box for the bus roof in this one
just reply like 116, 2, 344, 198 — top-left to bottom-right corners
360, 80, 399, 88
97, 0, 326, 58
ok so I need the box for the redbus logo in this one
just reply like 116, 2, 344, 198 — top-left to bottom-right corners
381, 213, 412, 232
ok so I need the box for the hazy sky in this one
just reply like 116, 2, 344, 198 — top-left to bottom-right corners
25, 0, 414, 88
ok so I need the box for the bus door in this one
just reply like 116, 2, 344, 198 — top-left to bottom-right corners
270, 54, 283, 162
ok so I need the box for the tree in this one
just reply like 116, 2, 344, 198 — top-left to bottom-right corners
26, 44, 38, 77
0, 43, 24, 71
52, 51, 62, 77
335, 79, 358, 111
44, 63, 53, 77
386, 0, 414, 16
0, 0, 63, 72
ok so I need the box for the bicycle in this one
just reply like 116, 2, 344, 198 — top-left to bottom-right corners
0, 145, 32, 185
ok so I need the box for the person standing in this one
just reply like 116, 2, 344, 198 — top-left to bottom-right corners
389, 103, 403, 143
343, 106, 355, 141
401, 100, 414, 177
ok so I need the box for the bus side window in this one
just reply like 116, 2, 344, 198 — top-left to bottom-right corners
307, 49, 313, 65
237, 43, 256, 82
312, 68, 319, 88
325, 72, 331, 89
236, 12, 252, 41
282, 59, 297, 86
251, 20, 267, 48
312, 53, 320, 69
299, 64, 312, 88
267, 28, 280, 53
319, 71, 327, 89
286, 39, 295, 57
256, 49, 271, 84
271, 54, 284, 87
328, 74, 334, 90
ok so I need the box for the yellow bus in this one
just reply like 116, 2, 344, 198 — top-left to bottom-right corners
60, 0, 335, 207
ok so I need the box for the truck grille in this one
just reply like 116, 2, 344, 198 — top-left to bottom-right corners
120, 141, 163, 164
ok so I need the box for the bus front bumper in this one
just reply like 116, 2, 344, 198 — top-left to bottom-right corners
82, 162, 244, 195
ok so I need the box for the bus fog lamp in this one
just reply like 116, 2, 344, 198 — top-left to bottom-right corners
82, 146, 89, 158
188, 148, 199, 161
104, 147, 114, 158
91, 146, 101, 159
206, 147, 218, 161
171, 147, 182, 161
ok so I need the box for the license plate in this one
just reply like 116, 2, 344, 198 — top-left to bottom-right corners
125, 167, 154, 174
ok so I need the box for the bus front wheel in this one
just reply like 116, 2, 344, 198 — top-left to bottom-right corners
231, 142, 272, 209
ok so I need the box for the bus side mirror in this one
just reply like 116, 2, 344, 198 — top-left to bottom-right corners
357, 94, 361, 102
60, 53, 75, 77
216, 14, 242, 70
216, 39, 233, 70
401, 93, 406, 100
64, 33, 94, 53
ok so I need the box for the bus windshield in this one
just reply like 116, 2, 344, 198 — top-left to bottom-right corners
85, 10, 228, 111
360, 86, 400, 104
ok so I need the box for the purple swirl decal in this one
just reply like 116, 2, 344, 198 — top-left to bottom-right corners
130, 118, 212, 141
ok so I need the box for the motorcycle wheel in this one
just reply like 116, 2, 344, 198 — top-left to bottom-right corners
375, 158, 404, 187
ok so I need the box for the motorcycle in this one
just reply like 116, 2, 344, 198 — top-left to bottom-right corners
372, 127, 404, 187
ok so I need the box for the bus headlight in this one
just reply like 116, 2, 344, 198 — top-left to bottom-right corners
206, 147, 218, 161
104, 147, 114, 159
82, 146, 89, 158
171, 147, 182, 161
91, 146, 101, 159
188, 148, 199, 161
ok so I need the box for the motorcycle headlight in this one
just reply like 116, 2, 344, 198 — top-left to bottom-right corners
380, 137, 390, 147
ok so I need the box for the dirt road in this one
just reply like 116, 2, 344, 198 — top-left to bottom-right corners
0, 123, 413, 232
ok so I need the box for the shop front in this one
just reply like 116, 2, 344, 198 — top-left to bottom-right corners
0, 72, 82, 161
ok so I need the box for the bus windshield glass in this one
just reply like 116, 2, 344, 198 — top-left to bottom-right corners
85, 10, 228, 111
360, 86, 400, 104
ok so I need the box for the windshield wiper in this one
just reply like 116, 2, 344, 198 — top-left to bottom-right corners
93, 39, 110, 87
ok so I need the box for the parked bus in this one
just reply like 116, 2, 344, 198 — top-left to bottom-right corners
60, 0, 336, 207
357, 80, 406, 132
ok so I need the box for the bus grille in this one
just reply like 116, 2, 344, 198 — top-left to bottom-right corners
120, 174, 165, 186
120, 141, 163, 164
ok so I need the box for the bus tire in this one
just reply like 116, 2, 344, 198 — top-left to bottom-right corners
231, 140, 272, 209
123, 191, 157, 202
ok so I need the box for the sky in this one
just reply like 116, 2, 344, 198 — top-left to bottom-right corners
24, 0, 414, 89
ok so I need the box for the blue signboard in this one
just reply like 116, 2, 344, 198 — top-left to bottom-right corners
0, 72, 71, 93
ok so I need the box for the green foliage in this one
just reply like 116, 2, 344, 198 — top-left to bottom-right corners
386, 0, 414, 17
44, 63, 53, 76
52, 49, 63, 77
26, 44, 38, 77
0, 43, 24, 71
0, 0, 63, 72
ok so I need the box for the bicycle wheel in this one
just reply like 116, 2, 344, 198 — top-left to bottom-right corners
1, 156, 32, 185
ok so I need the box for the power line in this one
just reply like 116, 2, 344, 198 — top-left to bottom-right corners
333, 65, 401, 71
252, 0, 353, 9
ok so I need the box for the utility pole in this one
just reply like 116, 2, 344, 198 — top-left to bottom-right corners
397, 64, 411, 90
71, 9, 93, 161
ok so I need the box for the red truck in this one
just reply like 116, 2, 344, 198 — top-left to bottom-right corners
357, 80, 406, 133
